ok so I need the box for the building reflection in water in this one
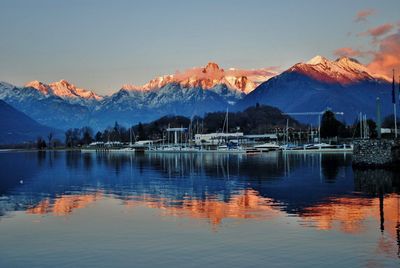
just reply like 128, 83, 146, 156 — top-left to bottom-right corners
0, 151, 399, 258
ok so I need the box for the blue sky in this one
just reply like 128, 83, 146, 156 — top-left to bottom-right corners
0, 0, 399, 95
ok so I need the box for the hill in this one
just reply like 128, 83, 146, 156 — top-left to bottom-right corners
0, 100, 61, 145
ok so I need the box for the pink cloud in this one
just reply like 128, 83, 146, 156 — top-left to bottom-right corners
333, 47, 364, 58
354, 9, 376, 22
360, 23, 394, 38
333, 24, 400, 79
367, 31, 400, 78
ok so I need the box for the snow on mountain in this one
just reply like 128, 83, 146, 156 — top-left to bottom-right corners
93, 82, 230, 129
25, 80, 103, 104
290, 55, 382, 85
122, 62, 277, 94
0, 81, 93, 129
1, 56, 393, 129
0, 81, 19, 99
238, 55, 392, 123
0, 81, 17, 91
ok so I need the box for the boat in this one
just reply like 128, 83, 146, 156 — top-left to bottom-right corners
245, 148, 261, 155
254, 142, 281, 152
281, 143, 353, 153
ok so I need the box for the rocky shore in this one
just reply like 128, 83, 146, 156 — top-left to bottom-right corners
352, 139, 400, 168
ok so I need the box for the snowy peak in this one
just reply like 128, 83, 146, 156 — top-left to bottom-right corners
25, 80, 103, 101
334, 57, 369, 73
123, 62, 277, 94
25, 80, 52, 95
290, 55, 377, 84
49, 80, 103, 100
306, 55, 330, 66
203, 62, 221, 73
0, 81, 17, 90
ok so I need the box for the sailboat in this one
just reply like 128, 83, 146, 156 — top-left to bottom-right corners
216, 108, 248, 153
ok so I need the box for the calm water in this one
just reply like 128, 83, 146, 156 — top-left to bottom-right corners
0, 151, 399, 267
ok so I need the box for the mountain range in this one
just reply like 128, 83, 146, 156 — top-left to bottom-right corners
238, 56, 392, 124
0, 56, 394, 130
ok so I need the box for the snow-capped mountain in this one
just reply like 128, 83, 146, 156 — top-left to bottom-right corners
0, 57, 393, 130
290, 55, 381, 84
238, 56, 392, 123
25, 80, 103, 104
93, 83, 232, 129
88, 62, 278, 128
122, 62, 277, 94
0, 81, 93, 129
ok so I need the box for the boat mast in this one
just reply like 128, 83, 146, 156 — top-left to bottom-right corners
226, 107, 229, 134
286, 118, 289, 144
393, 69, 398, 138
129, 127, 133, 146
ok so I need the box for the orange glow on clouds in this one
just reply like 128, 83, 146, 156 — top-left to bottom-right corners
354, 9, 376, 22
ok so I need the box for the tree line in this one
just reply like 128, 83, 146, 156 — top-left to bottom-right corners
59, 105, 399, 147
63, 104, 302, 146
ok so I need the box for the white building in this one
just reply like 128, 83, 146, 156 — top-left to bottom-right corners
194, 132, 244, 146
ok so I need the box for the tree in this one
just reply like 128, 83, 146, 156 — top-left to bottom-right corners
137, 122, 145, 140
367, 119, 377, 139
95, 131, 102, 142
320, 111, 345, 138
47, 132, 53, 149
36, 137, 47, 150
382, 114, 400, 128
352, 118, 378, 139
81, 127, 93, 145
65, 129, 73, 148
65, 128, 81, 147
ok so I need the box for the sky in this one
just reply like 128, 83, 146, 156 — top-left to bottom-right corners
0, 0, 399, 95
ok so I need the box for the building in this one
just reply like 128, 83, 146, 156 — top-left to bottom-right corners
194, 132, 244, 146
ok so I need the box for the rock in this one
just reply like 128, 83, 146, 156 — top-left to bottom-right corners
352, 139, 400, 168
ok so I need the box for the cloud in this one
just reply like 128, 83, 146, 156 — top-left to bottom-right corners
333, 24, 399, 79
367, 31, 400, 78
354, 9, 376, 22
359, 23, 394, 39
333, 47, 364, 58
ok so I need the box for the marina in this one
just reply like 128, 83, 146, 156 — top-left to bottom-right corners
83, 110, 355, 154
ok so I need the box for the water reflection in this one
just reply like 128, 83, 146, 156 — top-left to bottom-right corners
123, 189, 280, 229
0, 151, 399, 261
26, 193, 102, 216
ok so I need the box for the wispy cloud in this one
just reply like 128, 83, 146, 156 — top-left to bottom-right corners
359, 23, 394, 40
367, 31, 400, 78
334, 19, 400, 79
354, 8, 376, 22
333, 47, 364, 58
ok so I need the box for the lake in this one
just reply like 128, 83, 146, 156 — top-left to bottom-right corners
0, 151, 399, 267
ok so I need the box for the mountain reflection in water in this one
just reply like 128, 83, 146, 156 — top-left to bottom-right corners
0, 151, 399, 263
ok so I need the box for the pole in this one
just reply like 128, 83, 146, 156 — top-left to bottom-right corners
359, 112, 362, 139
395, 104, 398, 138
376, 97, 381, 139
318, 114, 321, 142
286, 118, 289, 144
393, 69, 398, 138
226, 108, 229, 134
130, 127, 132, 146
